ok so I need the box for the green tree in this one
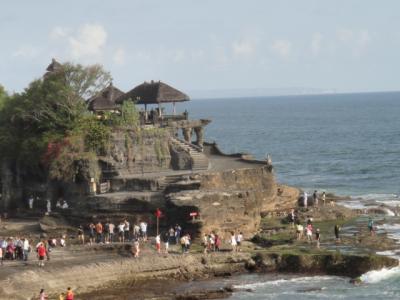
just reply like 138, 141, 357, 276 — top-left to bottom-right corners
0, 61, 111, 178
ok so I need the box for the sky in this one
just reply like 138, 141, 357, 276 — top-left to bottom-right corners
1, 0, 400, 96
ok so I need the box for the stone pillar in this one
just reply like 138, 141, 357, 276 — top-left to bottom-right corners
194, 126, 204, 147
182, 127, 192, 143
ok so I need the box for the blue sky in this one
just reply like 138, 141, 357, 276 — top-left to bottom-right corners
1, 1, 400, 95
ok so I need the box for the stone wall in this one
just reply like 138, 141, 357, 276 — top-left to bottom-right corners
102, 128, 172, 175
167, 166, 279, 238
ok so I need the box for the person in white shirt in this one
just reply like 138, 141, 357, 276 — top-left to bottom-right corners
139, 221, 147, 241
118, 222, 125, 243
236, 232, 243, 251
230, 232, 237, 252
22, 238, 30, 261
303, 192, 308, 208
46, 199, 51, 213
155, 234, 161, 253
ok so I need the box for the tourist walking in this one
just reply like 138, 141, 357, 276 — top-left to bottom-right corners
313, 190, 318, 206
95, 221, 103, 243
303, 191, 308, 208
289, 209, 295, 228
230, 232, 237, 252
296, 223, 304, 240
175, 224, 182, 244
77, 225, 84, 245
124, 219, 130, 242
315, 229, 321, 249
155, 234, 161, 253
118, 221, 125, 243
368, 218, 375, 236
39, 289, 48, 300
28, 195, 34, 210
108, 222, 115, 243
202, 234, 208, 254
306, 223, 313, 243
65, 287, 74, 300
37, 242, 46, 267
215, 234, 221, 251
133, 238, 140, 258
334, 224, 341, 242
140, 221, 147, 241
162, 231, 169, 253
22, 238, 30, 261
88, 223, 95, 245
236, 231, 243, 251
46, 199, 51, 214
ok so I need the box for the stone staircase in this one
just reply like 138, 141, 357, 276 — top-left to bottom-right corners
170, 138, 209, 170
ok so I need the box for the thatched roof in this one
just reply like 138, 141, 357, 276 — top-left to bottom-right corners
116, 81, 190, 105
87, 83, 124, 112
46, 58, 63, 72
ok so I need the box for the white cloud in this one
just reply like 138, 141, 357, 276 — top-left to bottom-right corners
232, 39, 255, 57
172, 49, 186, 63
68, 24, 107, 59
271, 39, 292, 59
12, 45, 39, 58
50, 26, 70, 39
336, 28, 372, 57
311, 33, 323, 55
113, 48, 126, 65
336, 29, 353, 42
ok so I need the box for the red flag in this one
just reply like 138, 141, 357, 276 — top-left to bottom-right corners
155, 208, 162, 218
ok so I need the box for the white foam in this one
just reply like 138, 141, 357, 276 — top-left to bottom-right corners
360, 266, 400, 284
234, 276, 333, 289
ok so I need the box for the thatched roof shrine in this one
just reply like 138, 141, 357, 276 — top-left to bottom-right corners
87, 83, 124, 112
46, 58, 63, 72
116, 81, 190, 105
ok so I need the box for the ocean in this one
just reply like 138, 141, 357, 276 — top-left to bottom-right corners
184, 91, 400, 200
181, 91, 400, 299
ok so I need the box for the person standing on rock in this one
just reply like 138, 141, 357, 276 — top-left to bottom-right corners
140, 221, 148, 241
133, 238, 140, 258
22, 238, 30, 261
95, 221, 103, 244
89, 223, 95, 245
118, 221, 125, 243
315, 229, 321, 249
108, 222, 115, 243
202, 234, 208, 254
155, 234, 161, 254
124, 219, 130, 242
163, 231, 170, 254
77, 225, 84, 245
230, 232, 237, 252
303, 192, 308, 208
39, 289, 48, 300
46, 199, 51, 214
37, 242, 46, 267
215, 234, 221, 251
28, 195, 34, 210
368, 218, 375, 236
289, 209, 296, 228
306, 223, 313, 243
236, 231, 243, 251
65, 287, 74, 300
334, 224, 341, 243
313, 190, 318, 207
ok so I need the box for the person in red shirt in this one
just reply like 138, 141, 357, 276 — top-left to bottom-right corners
95, 221, 103, 243
66, 287, 74, 300
37, 242, 46, 267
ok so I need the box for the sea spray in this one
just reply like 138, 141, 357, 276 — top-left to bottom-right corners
360, 266, 400, 284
